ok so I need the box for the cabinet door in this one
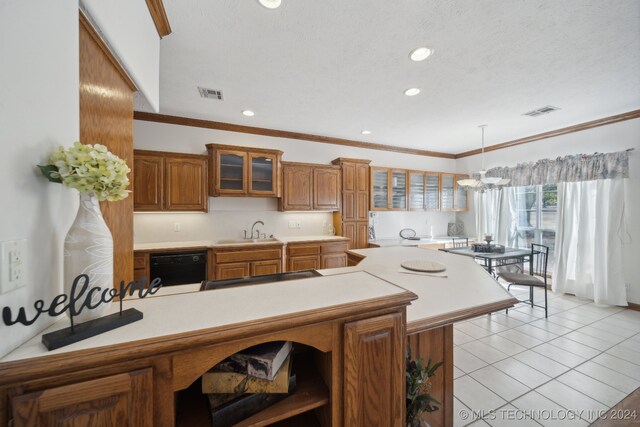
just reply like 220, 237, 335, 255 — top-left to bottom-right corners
248, 153, 277, 196
281, 166, 313, 210
133, 155, 163, 211
356, 192, 369, 221
321, 253, 347, 269
342, 192, 356, 222
164, 157, 208, 211
288, 255, 320, 272
440, 173, 455, 211
355, 163, 369, 193
408, 172, 425, 210
391, 170, 407, 210
251, 259, 282, 276
342, 162, 356, 192
371, 168, 389, 210
11, 368, 153, 427
356, 222, 369, 249
215, 262, 250, 279
216, 150, 247, 195
455, 174, 469, 211
342, 222, 356, 249
314, 167, 341, 211
344, 313, 404, 427
425, 173, 440, 211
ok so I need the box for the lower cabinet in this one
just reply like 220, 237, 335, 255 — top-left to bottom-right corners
287, 240, 349, 271
344, 313, 404, 427
211, 244, 283, 280
11, 369, 153, 427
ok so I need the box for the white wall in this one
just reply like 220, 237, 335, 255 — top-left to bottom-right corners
81, 0, 160, 111
0, 1, 79, 358
456, 118, 640, 304
133, 120, 458, 243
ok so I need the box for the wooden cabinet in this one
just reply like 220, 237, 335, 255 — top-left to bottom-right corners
440, 173, 455, 211
371, 167, 389, 210
425, 173, 441, 210
332, 158, 370, 249
409, 171, 425, 210
134, 150, 208, 212
286, 239, 349, 271
279, 162, 341, 211
344, 313, 404, 427
133, 252, 149, 284
11, 369, 153, 427
206, 144, 283, 197
211, 244, 283, 280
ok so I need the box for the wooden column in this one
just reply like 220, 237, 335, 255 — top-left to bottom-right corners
79, 14, 136, 286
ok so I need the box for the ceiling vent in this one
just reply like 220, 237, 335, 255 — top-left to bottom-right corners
523, 105, 561, 117
198, 87, 224, 100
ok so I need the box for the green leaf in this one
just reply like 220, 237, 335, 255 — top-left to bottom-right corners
37, 164, 62, 183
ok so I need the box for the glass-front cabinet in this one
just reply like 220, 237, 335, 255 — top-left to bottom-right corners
371, 168, 389, 210
249, 153, 277, 195
217, 150, 247, 194
207, 144, 282, 197
391, 171, 407, 209
408, 172, 425, 210
441, 173, 455, 211
425, 173, 440, 210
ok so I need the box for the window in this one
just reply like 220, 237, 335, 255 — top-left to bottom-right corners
515, 184, 557, 271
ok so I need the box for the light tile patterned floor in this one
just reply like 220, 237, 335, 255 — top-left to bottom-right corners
453, 284, 640, 426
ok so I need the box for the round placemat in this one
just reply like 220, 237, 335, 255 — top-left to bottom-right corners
400, 259, 447, 273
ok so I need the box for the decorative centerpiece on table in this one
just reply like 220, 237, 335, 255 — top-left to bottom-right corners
406, 347, 442, 427
39, 142, 131, 322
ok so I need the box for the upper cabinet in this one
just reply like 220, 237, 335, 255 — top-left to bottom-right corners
206, 144, 283, 197
134, 150, 208, 212
370, 168, 468, 212
279, 162, 341, 211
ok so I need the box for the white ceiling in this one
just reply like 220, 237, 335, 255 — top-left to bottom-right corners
135, 0, 640, 154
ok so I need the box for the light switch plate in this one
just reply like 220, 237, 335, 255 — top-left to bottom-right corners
0, 239, 27, 294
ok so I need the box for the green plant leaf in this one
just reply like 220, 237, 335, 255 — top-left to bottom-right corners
37, 164, 62, 183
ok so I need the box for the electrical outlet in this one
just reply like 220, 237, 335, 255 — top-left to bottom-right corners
295, 220, 301, 229
174, 223, 181, 232
288, 220, 296, 229
0, 239, 27, 294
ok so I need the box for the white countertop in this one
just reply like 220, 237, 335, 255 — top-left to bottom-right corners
370, 237, 473, 247
1, 246, 514, 363
134, 235, 348, 251
1, 271, 406, 363
321, 247, 514, 328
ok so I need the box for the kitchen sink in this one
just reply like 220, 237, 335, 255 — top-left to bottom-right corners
215, 237, 281, 244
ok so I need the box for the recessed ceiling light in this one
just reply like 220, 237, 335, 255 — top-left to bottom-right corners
409, 47, 433, 61
242, 110, 255, 117
361, 130, 371, 135
257, 0, 281, 9
404, 88, 421, 96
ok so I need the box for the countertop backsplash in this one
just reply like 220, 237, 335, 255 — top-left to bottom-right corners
134, 197, 333, 243
370, 210, 455, 240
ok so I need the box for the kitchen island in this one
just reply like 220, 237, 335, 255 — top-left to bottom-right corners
0, 247, 515, 427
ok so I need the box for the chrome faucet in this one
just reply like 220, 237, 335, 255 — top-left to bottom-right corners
249, 220, 265, 239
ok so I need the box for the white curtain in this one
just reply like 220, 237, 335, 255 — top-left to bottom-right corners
474, 187, 518, 247
553, 179, 627, 305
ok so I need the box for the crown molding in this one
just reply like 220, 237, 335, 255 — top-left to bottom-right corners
145, 0, 172, 38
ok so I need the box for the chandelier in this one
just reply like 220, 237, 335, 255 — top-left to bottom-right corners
457, 125, 510, 192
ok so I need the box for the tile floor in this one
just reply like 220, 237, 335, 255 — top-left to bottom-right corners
453, 284, 640, 426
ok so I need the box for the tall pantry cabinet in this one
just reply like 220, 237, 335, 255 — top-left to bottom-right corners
332, 158, 371, 249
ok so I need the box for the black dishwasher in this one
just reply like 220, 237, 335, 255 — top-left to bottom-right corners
149, 251, 207, 286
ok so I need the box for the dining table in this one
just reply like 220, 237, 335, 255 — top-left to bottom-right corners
440, 246, 532, 276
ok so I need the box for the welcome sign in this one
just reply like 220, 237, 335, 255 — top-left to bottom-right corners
2, 275, 162, 350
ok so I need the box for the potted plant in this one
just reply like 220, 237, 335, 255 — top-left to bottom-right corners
39, 142, 131, 322
406, 346, 443, 427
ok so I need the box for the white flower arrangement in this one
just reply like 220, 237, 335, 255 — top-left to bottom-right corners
39, 142, 131, 201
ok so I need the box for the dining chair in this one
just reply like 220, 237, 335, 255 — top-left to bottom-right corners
451, 237, 469, 248
499, 244, 549, 318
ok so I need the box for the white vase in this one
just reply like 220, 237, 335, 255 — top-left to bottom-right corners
64, 192, 114, 323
